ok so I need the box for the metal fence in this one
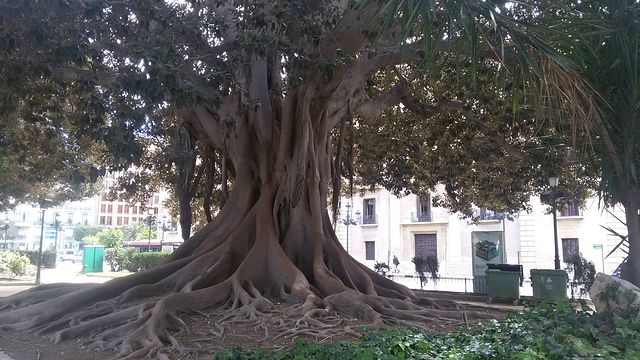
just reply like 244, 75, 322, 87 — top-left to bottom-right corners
386, 274, 590, 300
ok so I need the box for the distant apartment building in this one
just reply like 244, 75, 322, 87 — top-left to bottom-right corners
1, 173, 179, 250
95, 172, 179, 242
335, 187, 627, 282
1, 199, 95, 251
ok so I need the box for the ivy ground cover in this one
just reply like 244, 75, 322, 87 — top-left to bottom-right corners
216, 301, 640, 360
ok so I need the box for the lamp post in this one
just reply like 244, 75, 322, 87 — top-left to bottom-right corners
35, 208, 46, 285
161, 215, 167, 243
2, 216, 8, 249
147, 209, 154, 252
341, 204, 359, 254
549, 176, 561, 270
54, 213, 60, 253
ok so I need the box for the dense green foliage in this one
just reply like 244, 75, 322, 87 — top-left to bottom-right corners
84, 227, 124, 248
104, 245, 138, 272
123, 251, 171, 273
72, 226, 101, 244
566, 253, 597, 299
216, 302, 640, 360
104, 246, 170, 272
0, 250, 34, 278
535, 0, 640, 284
412, 256, 440, 289
14, 250, 56, 268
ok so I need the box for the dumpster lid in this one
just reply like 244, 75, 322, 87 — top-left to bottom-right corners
487, 264, 522, 272
487, 264, 524, 285
530, 269, 568, 275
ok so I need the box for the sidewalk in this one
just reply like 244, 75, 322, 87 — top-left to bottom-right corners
0, 263, 117, 298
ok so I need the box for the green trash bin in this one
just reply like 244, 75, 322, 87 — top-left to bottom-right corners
530, 269, 568, 302
486, 264, 522, 303
82, 245, 104, 273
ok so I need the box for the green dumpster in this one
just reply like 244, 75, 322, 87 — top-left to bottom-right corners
82, 245, 104, 273
530, 269, 568, 302
486, 264, 522, 303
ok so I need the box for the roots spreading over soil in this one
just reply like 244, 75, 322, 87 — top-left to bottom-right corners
0, 183, 504, 359
0, 23, 507, 358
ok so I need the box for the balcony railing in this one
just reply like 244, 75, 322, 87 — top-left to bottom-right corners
411, 212, 432, 222
475, 208, 502, 221
362, 214, 377, 225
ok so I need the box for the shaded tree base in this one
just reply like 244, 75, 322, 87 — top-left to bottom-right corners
0, 294, 510, 360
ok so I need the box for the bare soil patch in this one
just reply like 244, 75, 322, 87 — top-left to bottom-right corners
0, 300, 511, 360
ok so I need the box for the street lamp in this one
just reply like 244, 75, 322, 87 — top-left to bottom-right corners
2, 216, 8, 249
549, 176, 561, 270
341, 203, 359, 254
161, 215, 167, 243
54, 213, 60, 253
147, 208, 155, 252
35, 208, 46, 285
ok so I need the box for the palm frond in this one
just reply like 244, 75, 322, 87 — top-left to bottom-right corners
600, 224, 629, 258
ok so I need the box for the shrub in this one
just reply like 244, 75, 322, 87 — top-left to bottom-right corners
124, 252, 171, 272
565, 253, 596, 299
0, 250, 35, 278
105, 246, 137, 272
412, 255, 439, 289
13, 250, 56, 268
42, 250, 56, 268
14, 250, 38, 265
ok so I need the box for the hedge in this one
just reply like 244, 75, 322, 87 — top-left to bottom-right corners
0, 250, 34, 278
124, 252, 171, 272
14, 250, 57, 268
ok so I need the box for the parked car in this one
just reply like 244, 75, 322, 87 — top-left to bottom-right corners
57, 250, 82, 264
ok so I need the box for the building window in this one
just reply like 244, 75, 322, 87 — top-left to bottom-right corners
82, 214, 88, 225
365, 241, 375, 260
124, 205, 129, 214
415, 195, 432, 222
107, 204, 113, 213
562, 238, 580, 262
415, 234, 437, 258
124, 217, 129, 225
363, 198, 376, 224
106, 217, 113, 225
117, 216, 122, 225
133, 206, 138, 214
560, 201, 581, 217
154, 195, 160, 205
478, 208, 500, 221
100, 204, 106, 213
67, 213, 73, 225
117, 205, 123, 214
99, 216, 106, 225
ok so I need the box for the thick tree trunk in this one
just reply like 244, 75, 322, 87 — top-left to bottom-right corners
0, 58, 499, 358
622, 185, 640, 285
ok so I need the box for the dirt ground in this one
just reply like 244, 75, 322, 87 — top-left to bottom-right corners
0, 300, 512, 360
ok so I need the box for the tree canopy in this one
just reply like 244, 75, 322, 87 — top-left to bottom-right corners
0, 0, 606, 358
531, 0, 640, 283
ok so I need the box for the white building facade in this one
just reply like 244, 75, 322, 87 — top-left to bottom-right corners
335, 188, 627, 286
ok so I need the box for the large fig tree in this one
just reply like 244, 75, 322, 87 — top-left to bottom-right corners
0, 0, 594, 357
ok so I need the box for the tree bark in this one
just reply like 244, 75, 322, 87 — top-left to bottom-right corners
622, 184, 640, 285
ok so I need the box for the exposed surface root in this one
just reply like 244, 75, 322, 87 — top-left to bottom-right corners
0, 194, 508, 359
